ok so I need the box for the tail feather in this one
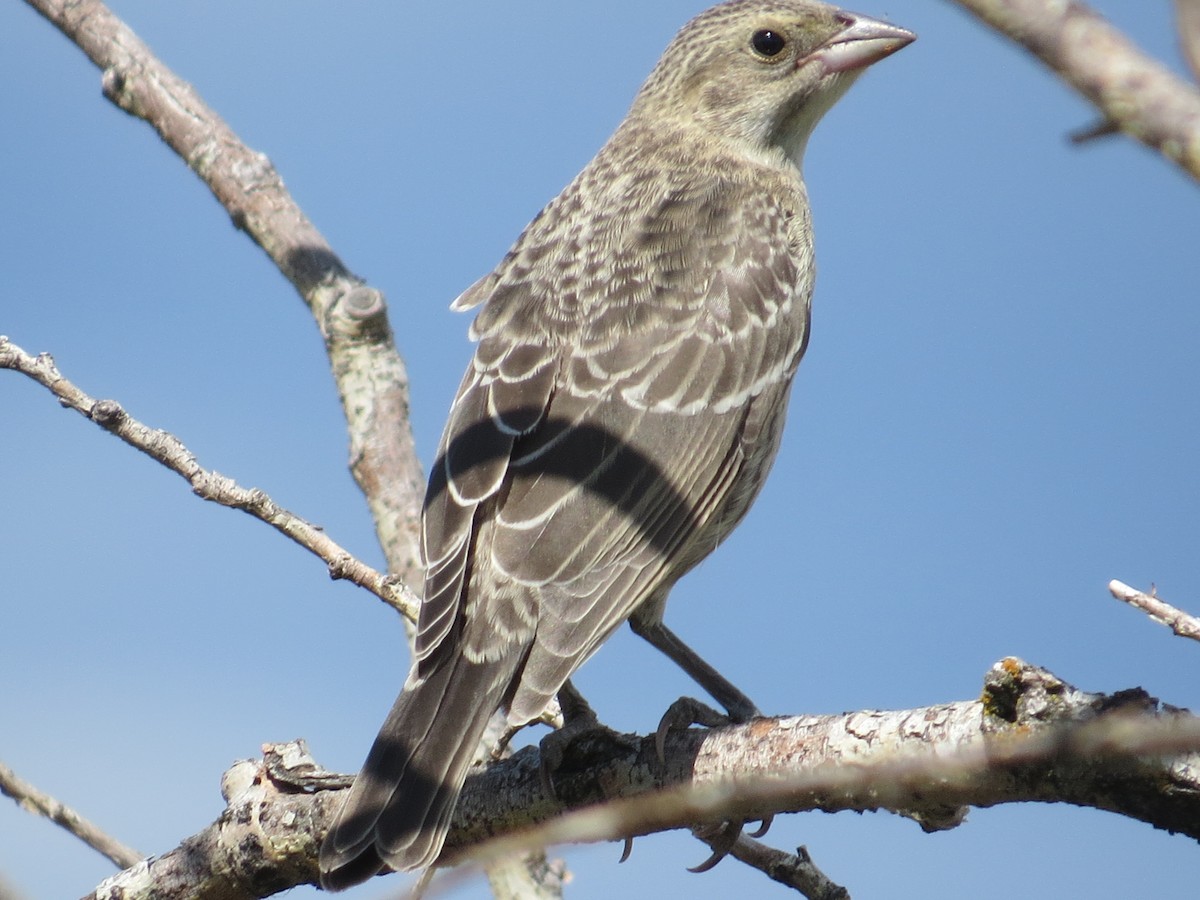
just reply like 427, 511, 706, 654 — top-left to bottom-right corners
319, 654, 514, 890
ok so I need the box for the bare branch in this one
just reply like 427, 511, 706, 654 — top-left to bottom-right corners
80, 660, 1200, 900
0, 760, 141, 870
21, 0, 425, 583
946, 0, 1200, 182
1109, 579, 1200, 643
449, 659, 1200, 868
0, 874, 30, 900
707, 834, 847, 899
0, 337, 418, 622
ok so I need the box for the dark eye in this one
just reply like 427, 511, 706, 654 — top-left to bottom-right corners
751, 29, 787, 57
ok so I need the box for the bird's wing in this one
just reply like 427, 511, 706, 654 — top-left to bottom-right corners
417, 171, 810, 720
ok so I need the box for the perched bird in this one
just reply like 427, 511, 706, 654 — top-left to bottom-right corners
321, 0, 913, 889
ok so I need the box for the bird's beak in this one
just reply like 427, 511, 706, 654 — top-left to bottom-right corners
809, 14, 916, 75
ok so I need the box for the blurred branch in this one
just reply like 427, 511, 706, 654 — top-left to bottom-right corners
1178, 0, 1200, 82
0, 337, 419, 622
0, 760, 141, 870
946, 0, 1200, 182
0, 874, 30, 900
21, 0, 425, 587
1109, 579, 1200, 643
81, 659, 1200, 900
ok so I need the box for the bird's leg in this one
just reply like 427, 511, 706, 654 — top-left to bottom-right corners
538, 681, 642, 862
556, 678, 599, 728
629, 616, 774, 861
632, 616, 760, 763
628, 615, 761, 724
489, 695, 566, 760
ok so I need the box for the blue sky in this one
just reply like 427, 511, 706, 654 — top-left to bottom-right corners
2, 1, 1198, 898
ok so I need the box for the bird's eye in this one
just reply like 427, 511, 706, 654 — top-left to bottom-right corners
751, 29, 787, 58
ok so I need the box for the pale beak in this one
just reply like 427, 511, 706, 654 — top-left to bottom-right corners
812, 13, 916, 75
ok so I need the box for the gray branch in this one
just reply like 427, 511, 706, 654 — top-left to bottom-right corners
21, 0, 426, 586
947, 0, 1200, 182
0, 761, 141, 870
82, 660, 1200, 900
1110, 580, 1200, 643
0, 337, 419, 621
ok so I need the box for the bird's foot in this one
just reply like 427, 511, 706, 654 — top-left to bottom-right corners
654, 693, 764, 764
686, 815, 774, 872
654, 696, 735, 763
689, 820, 743, 872
537, 686, 639, 797
654, 697, 772, 870
489, 696, 564, 761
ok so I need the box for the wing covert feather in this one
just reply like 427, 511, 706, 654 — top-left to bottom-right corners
416, 167, 811, 710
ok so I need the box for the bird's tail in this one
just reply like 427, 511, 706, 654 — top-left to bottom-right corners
319, 654, 514, 891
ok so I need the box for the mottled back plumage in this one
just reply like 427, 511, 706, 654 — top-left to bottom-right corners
321, 0, 912, 889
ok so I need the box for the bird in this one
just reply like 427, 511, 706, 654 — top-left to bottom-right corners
320, 0, 914, 889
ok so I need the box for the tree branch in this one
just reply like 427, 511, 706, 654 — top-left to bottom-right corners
708, 835, 847, 899
21, 0, 426, 584
1177, 0, 1200, 83
1109, 579, 1200, 643
0, 761, 140, 870
946, 0, 1200, 182
80, 659, 1200, 900
0, 336, 418, 622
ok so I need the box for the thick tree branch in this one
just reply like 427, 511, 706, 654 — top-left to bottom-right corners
0, 761, 140, 870
81, 660, 1200, 900
22, 0, 425, 584
947, 0, 1200, 182
451, 658, 1200, 862
0, 337, 418, 622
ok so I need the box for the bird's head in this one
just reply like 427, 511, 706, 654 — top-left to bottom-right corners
630, 0, 914, 167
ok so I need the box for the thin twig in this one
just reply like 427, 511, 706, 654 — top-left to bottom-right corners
1109, 580, 1200, 643
0, 337, 418, 622
693, 831, 848, 900
0, 760, 141, 869
946, 0, 1200, 182
725, 839, 848, 900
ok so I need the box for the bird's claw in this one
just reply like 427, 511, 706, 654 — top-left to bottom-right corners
652, 697, 770, 874
747, 815, 773, 838
618, 836, 635, 863
654, 696, 734, 764
688, 820, 743, 872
